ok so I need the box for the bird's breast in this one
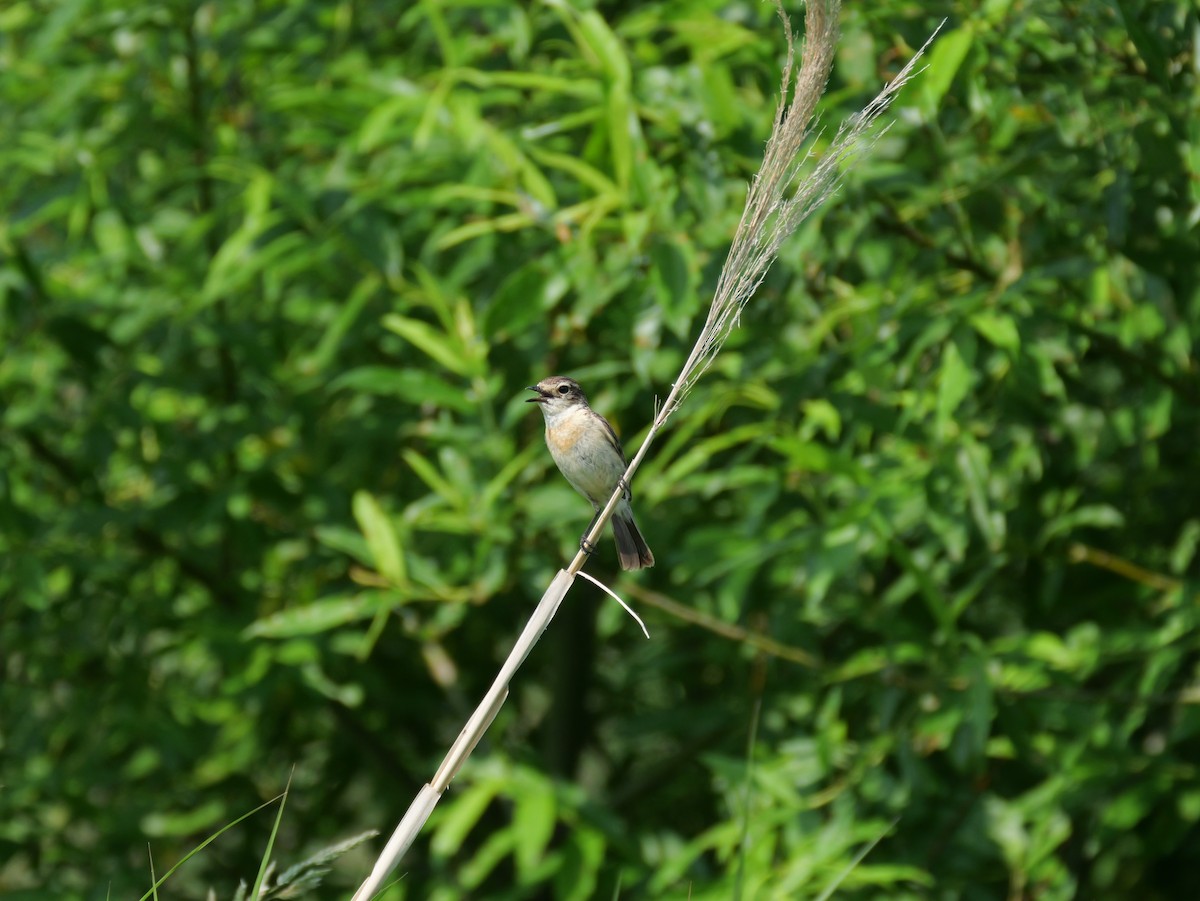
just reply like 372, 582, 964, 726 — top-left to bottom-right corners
544, 407, 590, 454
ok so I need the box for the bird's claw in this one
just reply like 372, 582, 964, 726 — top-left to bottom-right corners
580, 535, 598, 555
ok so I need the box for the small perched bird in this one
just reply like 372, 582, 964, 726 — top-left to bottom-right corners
526, 376, 654, 570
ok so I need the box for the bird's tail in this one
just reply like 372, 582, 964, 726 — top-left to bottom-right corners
612, 512, 654, 571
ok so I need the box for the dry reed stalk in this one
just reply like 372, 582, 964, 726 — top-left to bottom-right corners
353, 4, 938, 896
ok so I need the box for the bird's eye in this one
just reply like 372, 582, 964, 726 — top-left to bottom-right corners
557, 385, 570, 394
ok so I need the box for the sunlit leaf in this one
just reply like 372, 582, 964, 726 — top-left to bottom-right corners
352, 490, 406, 586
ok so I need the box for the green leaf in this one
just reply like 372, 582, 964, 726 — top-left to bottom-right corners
382, 313, 473, 377
527, 146, 618, 195
606, 85, 635, 192
511, 778, 556, 876
351, 491, 406, 585
1040, 504, 1125, 545
574, 10, 630, 86
329, 367, 474, 412
432, 779, 503, 857
935, 337, 975, 439
802, 398, 842, 440
485, 260, 557, 337
357, 93, 421, 153
921, 25, 974, 113
402, 449, 463, 507
957, 439, 1005, 551
970, 311, 1021, 353
244, 593, 401, 638
313, 526, 371, 567
299, 274, 380, 375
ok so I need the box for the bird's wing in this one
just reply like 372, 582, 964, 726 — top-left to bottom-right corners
599, 414, 625, 461
599, 413, 632, 500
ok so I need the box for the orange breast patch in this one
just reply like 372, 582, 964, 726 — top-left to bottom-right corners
545, 416, 586, 453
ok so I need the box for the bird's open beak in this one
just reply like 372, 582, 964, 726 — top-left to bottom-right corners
525, 385, 547, 403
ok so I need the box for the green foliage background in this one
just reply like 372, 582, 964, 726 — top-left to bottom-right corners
3, 0, 1199, 898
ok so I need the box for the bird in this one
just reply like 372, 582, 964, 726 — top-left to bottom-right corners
526, 376, 654, 570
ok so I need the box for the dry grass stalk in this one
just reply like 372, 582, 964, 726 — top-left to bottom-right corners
353, 4, 938, 896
